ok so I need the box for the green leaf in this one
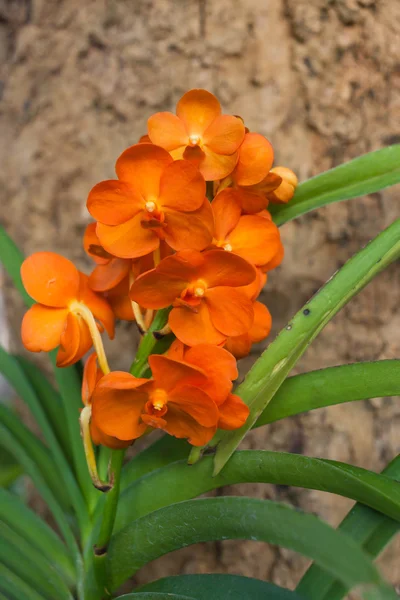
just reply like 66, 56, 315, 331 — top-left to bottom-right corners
0, 564, 46, 600
115, 451, 400, 533
0, 346, 88, 530
137, 575, 304, 599
0, 488, 75, 583
269, 144, 400, 226
15, 355, 72, 461
108, 497, 396, 598
121, 436, 190, 491
0, 422, 80, 560
0, 224, 94, 510
213, 218, 400, 474
0, 522, 74, 600
297, 454, 400, 600
119, 594, 194, 600
0, 445, 23, 487
255, 359, 400, 426
136, 574, 306, 599
0, 403, 70, 511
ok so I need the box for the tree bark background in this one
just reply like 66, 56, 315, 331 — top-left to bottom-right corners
0, 0, 399, 593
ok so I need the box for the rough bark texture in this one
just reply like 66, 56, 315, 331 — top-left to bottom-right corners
1, 0, 399, 593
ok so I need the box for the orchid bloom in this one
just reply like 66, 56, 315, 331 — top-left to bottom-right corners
87, 143, 213, 259
130, 249, 256, 346
212, 190, 283, 268
147, 89, 245, 181
21, 252, 114, 370
91, 354, 220, 446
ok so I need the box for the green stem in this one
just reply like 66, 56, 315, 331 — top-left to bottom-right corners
93, 449, 125, 598
129, 307, 172, 377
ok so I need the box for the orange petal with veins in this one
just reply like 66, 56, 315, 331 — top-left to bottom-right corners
21, 305, 68, 352
206, 287, 254, 337
91, 372, 149, 440
89, 258, 131, 292
218, 393, 250, 430
168, 385, 219, 427
96, 213, 159, 259
203, 115, 245, 155
176, 89, 221, 136
169, 301, 226, 347
228, 215, 281, 266
149, 354, 206, 392
212, 189, 241, 242
147, 112, 188, 150
233, 132, 274, 186
163, 199, 214, 252
21, 252, 80, 308
159, 159, 205, 211
115, 143, 172, 198
199, 250, 255, 288
87, 180, 142, 226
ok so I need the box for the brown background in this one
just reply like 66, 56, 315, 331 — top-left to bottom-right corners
1, 0, 399, 594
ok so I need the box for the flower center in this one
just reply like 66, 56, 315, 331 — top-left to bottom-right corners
223, 243, 233, 252
150, 388, 168, 411
188, 134, 201, 147
145, 200, 157, 213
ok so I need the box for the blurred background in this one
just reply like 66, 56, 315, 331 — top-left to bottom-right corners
0, 0, 399, 592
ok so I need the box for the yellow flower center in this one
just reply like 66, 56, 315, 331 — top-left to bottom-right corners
151, 388, 168, 411
189, 134, 201, 147
145, 200, 157, 213
223, 243, 233, 252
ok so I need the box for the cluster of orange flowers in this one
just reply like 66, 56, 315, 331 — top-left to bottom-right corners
21, 89, 297, 456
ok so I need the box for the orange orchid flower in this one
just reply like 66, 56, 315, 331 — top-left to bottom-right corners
91, 354, 219, 446
147, 89, 245, 181
87, 143, 213, 259
225, 301, 272, 359
21, 252, 114, 369
130, 249, 256, 346
167, 340, 249, 430
212, 189, 283, 268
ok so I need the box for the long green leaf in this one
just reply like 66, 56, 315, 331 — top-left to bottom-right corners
269, 144, 400, 226
0, 346, 88, 529
15, 355, 72, 460
255, 359, 400, 426
120, 594, 194, 600
0, 422, 79, 560
0, 564, 46, 600
0, 403, 69, 511
0, 224, 94, 510
213, 219, 400, 474
297, 454, 400, 600
0, 522, 74, 600
115, 451, 400, 533
108, 497, 396, 598
137, 574, 305, 599
0, 488, 74, 583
